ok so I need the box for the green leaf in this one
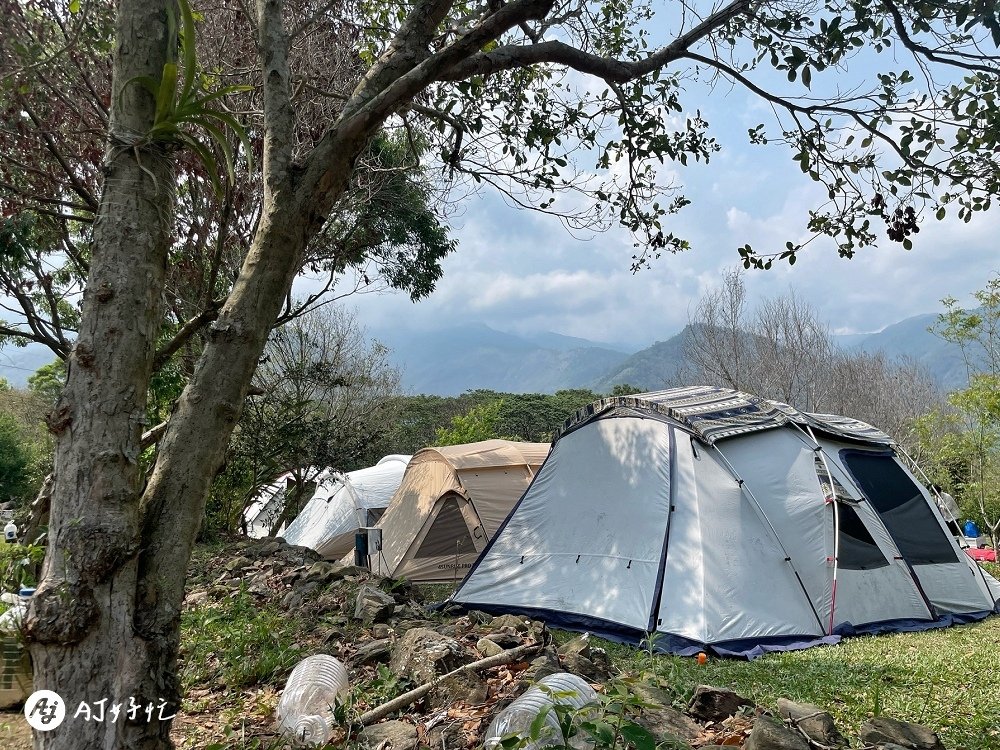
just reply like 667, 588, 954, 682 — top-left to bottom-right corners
68, 0, 80, 13
528, 706, 551, 741
155, 62, 179, 123
620, 722, 656, 750
177, 132, 223, 194
188, 116, 236, 184
177, 0, 199, 103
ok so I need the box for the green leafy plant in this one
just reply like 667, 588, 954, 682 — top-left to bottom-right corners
0, 542, 45, 593
495, 680, 660, 750
125, 0, 252, 193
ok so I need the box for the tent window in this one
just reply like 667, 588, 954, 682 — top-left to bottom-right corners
414, 498, 477, 558
814, 456, 887, 569
840, 450, 958, 566
836, 503, 889, 570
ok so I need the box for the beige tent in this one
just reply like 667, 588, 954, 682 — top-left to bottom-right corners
359, 440, 550, 582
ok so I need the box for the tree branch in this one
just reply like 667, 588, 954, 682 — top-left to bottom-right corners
256, 0, 297, 198
882, 0, 999, 75
438, 0, 752, 83
152, 303, 222, 371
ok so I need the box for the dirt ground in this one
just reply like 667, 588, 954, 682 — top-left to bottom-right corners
0, 709, 32, 750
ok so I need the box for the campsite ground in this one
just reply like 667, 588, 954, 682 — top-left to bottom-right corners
1, 548, 997, 749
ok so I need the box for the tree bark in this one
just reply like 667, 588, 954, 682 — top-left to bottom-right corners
24, 0, 176, 747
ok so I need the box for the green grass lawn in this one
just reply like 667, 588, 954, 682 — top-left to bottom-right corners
579, 565, 1000, 750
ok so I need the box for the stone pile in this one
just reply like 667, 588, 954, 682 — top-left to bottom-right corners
185, 537, 956, 750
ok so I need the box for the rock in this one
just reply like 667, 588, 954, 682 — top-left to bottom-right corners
314, 592, 343, 613
358, 720, 419, 750
687, 685, 754, 723
859, 718, 946, 750
302, 561, 342, 586
434, 671, 488, 708
373, 624, 392, 639
776, 698, 847, 747
491, 614, 530, 632
185, 591, 209, 607
396, 619, 437, 631
589, 647, 612, 676
355, 585, 396, 624
283, 581, 320, 610
224, 555, 252, 572
558, 634, 591, 658
467, 610, 494, 625
389, 628, 486, 708
351, 639, 394, 666
379, 577, 416, 602
256, 539, 287, 557
561, 652, 611, 682
426, 724, 468, 750
477, 638, 504, 657
630, 683, 702, 742
482, 632, 521, 650
390, 628, 471, 683
744, 717, 810, 750
523, 646, 561, 681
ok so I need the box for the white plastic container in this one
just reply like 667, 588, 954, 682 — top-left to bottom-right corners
483, 673, 599, 750
275, 654, 350, 746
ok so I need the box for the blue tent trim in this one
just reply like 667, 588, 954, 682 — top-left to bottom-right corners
449, 600, 996, 659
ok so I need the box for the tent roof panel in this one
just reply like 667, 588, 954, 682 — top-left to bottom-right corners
560, 385, 891, 446
413, 440, 550, 471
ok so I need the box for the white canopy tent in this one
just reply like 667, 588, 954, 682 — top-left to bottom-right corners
281, 455, 411, 558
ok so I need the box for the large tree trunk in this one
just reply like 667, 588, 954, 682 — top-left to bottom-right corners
22, 0, 431, 742
24, 0, 176, 746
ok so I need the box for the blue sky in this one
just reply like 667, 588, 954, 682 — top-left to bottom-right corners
325, 77, 1000, 351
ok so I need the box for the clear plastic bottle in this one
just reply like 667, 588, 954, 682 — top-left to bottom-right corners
275, 654, 350, 747
483, 672, 598, 750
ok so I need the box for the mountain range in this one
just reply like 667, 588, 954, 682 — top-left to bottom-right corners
371, 312, 972, 395
0, 312, 973, 395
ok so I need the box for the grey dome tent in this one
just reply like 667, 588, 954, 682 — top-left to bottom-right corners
450, 386, 1000, 657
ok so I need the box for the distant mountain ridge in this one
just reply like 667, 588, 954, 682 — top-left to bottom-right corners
0, 312, 975, 394
371, 323, 633, 395
375, 314, 974, 395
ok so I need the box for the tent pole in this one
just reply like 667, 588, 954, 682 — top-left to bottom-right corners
805, 425, 841, 635
710, 445, 827, 635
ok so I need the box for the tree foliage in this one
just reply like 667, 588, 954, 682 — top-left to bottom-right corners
209, 305, 402, 534
927, 275, 1000, 545
0, 385, 52, 505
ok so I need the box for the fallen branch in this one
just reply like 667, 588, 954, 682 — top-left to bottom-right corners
358, 641, 542, 726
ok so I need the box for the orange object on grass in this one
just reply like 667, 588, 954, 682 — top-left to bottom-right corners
697, 652, 707, 665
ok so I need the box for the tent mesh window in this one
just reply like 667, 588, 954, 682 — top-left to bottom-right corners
414, 497, 477, 558
840, 450, 958, 565
836, 504, 890, 570
815, 457, 888, 570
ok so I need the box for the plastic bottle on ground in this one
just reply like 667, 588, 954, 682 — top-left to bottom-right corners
483, 672, 599, 750
275, 654, 350, 747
